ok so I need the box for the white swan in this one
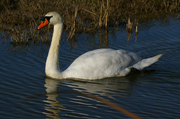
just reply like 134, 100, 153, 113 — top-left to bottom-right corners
38, 12, 162, 80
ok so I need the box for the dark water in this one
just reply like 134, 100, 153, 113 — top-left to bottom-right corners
0, 16, 180, 119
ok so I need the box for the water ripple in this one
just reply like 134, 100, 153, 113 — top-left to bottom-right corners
1, 17, 180, 118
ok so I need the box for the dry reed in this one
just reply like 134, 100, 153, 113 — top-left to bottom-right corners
0, 0, 180, 43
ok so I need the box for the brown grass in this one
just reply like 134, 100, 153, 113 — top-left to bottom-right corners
0, 0, 180, 43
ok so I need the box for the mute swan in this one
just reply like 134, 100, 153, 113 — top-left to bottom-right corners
38, 12, 162, 80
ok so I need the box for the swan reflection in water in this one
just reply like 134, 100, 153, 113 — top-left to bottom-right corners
43, 72, 147, 118
43, 78, 63, 118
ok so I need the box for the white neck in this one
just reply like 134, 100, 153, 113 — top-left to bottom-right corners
45, 23, 63, 78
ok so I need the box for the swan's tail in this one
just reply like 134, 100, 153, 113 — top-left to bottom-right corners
130, 54, 163, 71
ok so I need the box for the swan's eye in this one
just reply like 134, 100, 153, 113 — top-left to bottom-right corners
40, 16, 53, 22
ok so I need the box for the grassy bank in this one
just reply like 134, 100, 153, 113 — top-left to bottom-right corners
0, 0, 180, 43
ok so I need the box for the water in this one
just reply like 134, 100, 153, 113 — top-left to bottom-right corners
0, 16, 180, 119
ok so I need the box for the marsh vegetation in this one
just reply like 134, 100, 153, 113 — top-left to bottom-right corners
0, 0, 180, 44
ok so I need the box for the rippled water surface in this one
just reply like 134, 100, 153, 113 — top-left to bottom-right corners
1, 17, 180, 119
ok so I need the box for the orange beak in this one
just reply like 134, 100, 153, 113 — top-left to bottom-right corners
38, 18, 49, 29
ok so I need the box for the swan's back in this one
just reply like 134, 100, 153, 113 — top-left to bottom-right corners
62, 49, 141, 79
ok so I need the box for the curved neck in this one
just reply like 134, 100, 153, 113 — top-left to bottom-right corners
45, 23, 63, 78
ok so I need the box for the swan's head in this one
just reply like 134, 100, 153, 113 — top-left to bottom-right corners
38, 12, 63, 29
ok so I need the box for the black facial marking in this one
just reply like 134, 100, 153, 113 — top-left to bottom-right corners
40, 16, 53, 22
